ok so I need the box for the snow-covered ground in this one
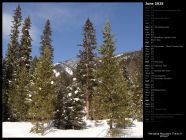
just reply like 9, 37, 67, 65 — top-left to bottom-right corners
3, 120, 143, 138
122, 120, 143, 138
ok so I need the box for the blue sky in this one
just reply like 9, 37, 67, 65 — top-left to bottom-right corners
3, 2, 143, 63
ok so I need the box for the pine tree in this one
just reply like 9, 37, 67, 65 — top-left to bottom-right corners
19, 16, 32, 69
10, 66, 30, 121
5, 5, 22, 121
95, 21, 129, 129
29, 20, 54, 134
77, 18, 97, 120
54, 72, 72, 129
65, 76, 85, 129
29, 47, 55, 134
27, 56, 38, 121
8, 16, 33, 121
2, 59, 11, 121
54, 71, 85, 129
40, 19, 53, 62
30, 56, 38, 75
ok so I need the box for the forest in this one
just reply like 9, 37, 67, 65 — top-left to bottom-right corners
2, 5, 143, 136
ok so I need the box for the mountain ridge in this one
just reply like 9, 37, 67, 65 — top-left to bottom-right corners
53, 50, 143, 83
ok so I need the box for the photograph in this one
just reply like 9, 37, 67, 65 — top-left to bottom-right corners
2, 2, 143, 138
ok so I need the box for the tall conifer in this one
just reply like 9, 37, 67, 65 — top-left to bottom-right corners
5, 5, 22, 121
77, 18, 97, 119
29, 20, 54, 134
96, 21, 129, 129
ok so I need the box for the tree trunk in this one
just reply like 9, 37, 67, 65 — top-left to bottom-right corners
110, 119, 113, 129
86, 95, 89, 120
92, 103, 95, 120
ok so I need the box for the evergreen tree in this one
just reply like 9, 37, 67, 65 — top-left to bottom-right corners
30, 56, 38, 75
65, 76, 85, 129
40, 19, 53, 62
27, 56, 38, 121
95, 21, 129, 129
2, 59, 11, 121
54, 72, 72, 129
77, 18, 97, 119
29, 47, 55, 134
9, 16, 33, 121
54, 71, 85, 129
10, 66, 30, 121
29, 20, 54, 134
19, 16, 32, 69
5, 5, 22, 121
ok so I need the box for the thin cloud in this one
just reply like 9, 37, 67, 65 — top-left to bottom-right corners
3, 11, 39, 48
3, 13, 12, 37
3, 3, 117, 36
22, 3, 113, 33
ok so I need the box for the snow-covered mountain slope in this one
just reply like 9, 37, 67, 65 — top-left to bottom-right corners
53, 50, 143, 87
53, 60, 78, 76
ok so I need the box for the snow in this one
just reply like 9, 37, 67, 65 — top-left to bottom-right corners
123, 56, 129, 60
91, 79, 96, 81
3, 120, 142, 138
74, 98, 79, 101
2, 120, 107, 138
53, 69, 57, 73
68, 93, 72, 97
74, 90, 78, 94
54, 63, 60, 66
21, 56, 25, 59
53, 70, 60, 77
51, 81, 54, 85
25, 98, 32, 102
73, 78, 77, 81
65, 67, 73, 75
115, 53, 123, 58
98, 80, 103, 83
122, 120, 143, 138
56, 72, 60, 77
